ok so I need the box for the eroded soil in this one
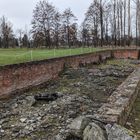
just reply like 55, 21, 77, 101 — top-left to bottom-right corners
0, 59, 138, 140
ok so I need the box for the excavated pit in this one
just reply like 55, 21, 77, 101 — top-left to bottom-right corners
0, 59, 139, 140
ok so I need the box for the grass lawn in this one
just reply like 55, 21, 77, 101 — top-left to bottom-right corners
0, 47, 102, 66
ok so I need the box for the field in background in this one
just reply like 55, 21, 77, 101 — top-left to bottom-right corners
0, 47, 102, 66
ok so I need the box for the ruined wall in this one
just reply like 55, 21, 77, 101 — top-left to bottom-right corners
0, 49, 139, 99
112, 49, 140, 59
0, 50, 111, 99
95, 67, 140, 126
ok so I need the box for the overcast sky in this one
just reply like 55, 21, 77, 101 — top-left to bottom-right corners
0, 0, 92, 32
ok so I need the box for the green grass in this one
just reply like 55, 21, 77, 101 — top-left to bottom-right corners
0, 47, 102, 66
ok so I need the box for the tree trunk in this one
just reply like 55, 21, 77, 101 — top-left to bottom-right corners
100, 0, 104, 47
123, 0, 126, 46
128, 0, 131, 46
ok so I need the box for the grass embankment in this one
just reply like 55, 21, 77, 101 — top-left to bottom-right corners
0, 47, 102, 66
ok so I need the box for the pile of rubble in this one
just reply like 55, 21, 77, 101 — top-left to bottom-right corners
0, 60, 138, 140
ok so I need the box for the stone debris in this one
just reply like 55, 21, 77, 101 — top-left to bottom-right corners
68, 116, 137, 140
106, 124, 137, 140
83, 122, 106, 140
68, 116, 91, 137
0, 59, 138, 140
20, 118, 27, 123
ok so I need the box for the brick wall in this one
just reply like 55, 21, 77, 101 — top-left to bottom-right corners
95, 67, 140, 126
0, 51, 112, 99
112, 49, 140, 59
0, 49, 139, 99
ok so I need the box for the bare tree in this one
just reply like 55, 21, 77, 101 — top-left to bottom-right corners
29, 0, 140, 48
135, 0, 140, 46
84, 0, 100, 47
0, 16, 14, 48
128, 0, 131, 46
53, 12, 61, 48
16, 29, 24, 47
62, 8, 77, 48
100, 0, 104, 47
123, 0, 127, 46
120, 0, 123, 46
31, 0, 56, 48
80, 22, 90, 46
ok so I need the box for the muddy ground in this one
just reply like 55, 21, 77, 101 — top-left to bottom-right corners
0, 59, 139, 140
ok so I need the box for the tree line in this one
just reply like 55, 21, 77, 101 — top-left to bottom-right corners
0, 0, 140, 48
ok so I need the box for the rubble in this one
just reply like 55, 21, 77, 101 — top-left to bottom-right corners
0, 59, 138, 140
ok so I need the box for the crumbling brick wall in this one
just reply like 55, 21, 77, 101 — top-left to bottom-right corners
0, 49, 139, 99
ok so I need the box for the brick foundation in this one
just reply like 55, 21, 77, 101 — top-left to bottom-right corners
0, 49, 139, 99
